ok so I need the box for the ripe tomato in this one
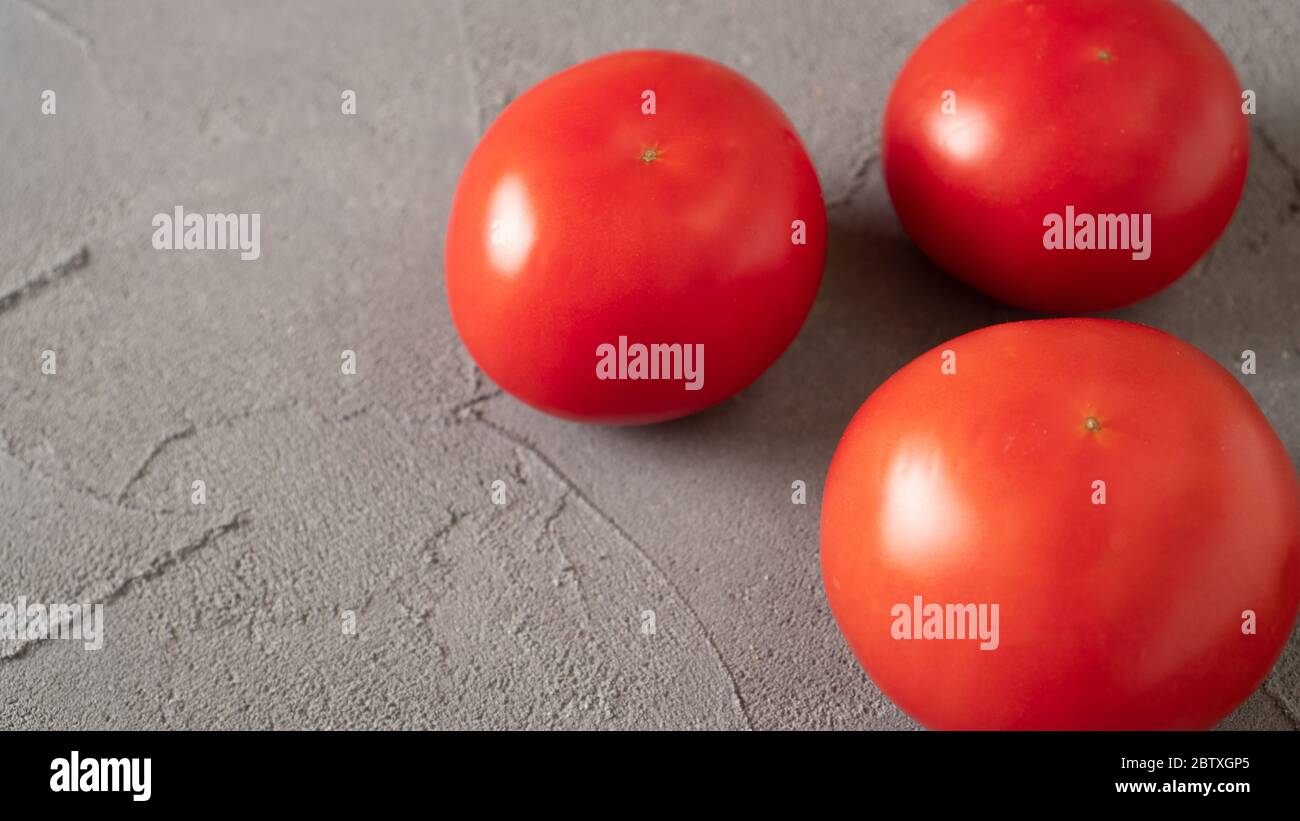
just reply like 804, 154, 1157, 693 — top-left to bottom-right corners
882, 0, 1249, 313
820, 319, 1300, 729
445, 51, 826, 423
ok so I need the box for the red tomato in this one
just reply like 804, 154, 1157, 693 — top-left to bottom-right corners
882, 0, 1249, 313
445, 51, 826, 423
820, 319, 1300, 729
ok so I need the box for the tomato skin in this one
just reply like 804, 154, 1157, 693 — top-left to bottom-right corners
882, 0, 1249, 313
820, 319, 1300, 730
445, 51, 826, 424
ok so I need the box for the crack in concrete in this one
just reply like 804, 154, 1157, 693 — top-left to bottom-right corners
540, 490, 569, 534
0, 512, 250, 664
1263, 677, 1300, 729
115, 422, 198, 505
540, 491, 592, 629
419, 505, 466, 583
13, 0, 93, 49
826, 149, 879, 211
1188, 243, 1220, 283
448, 388, 503, 420
0, 245, 89, 318
2, 400, 393, 525
0, 430, 165, 517
433, 504, 466, 545
95, 511, 251, 604
466, 409, 754, 729
12, 0, 109, 101
451, 0, 486, 135
0, 401, 309, 520
338, 403, 372, 423
1239, 125, 1300, 252
356, 505, 467, 630
1255, 125, 1300, 197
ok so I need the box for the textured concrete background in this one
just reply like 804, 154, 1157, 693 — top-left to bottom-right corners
1, 0, 1297, 729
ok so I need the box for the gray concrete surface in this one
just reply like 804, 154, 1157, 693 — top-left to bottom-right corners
1, 0, 1297, 730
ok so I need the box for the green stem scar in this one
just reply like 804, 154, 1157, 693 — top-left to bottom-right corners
640, 147, 658, 164
1096, 49, 1113, 62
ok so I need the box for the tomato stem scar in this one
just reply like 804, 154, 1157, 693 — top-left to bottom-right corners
1096, 49, 1113, 62
1084, 416, 1102, 432
640, 147, 659, 164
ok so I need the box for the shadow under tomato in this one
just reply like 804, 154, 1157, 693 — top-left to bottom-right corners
615, 196, 1038, 475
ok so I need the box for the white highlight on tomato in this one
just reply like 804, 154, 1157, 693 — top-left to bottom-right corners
486, 176, 536, 275
880, 445, 966, 563
929, 107, 991, 163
